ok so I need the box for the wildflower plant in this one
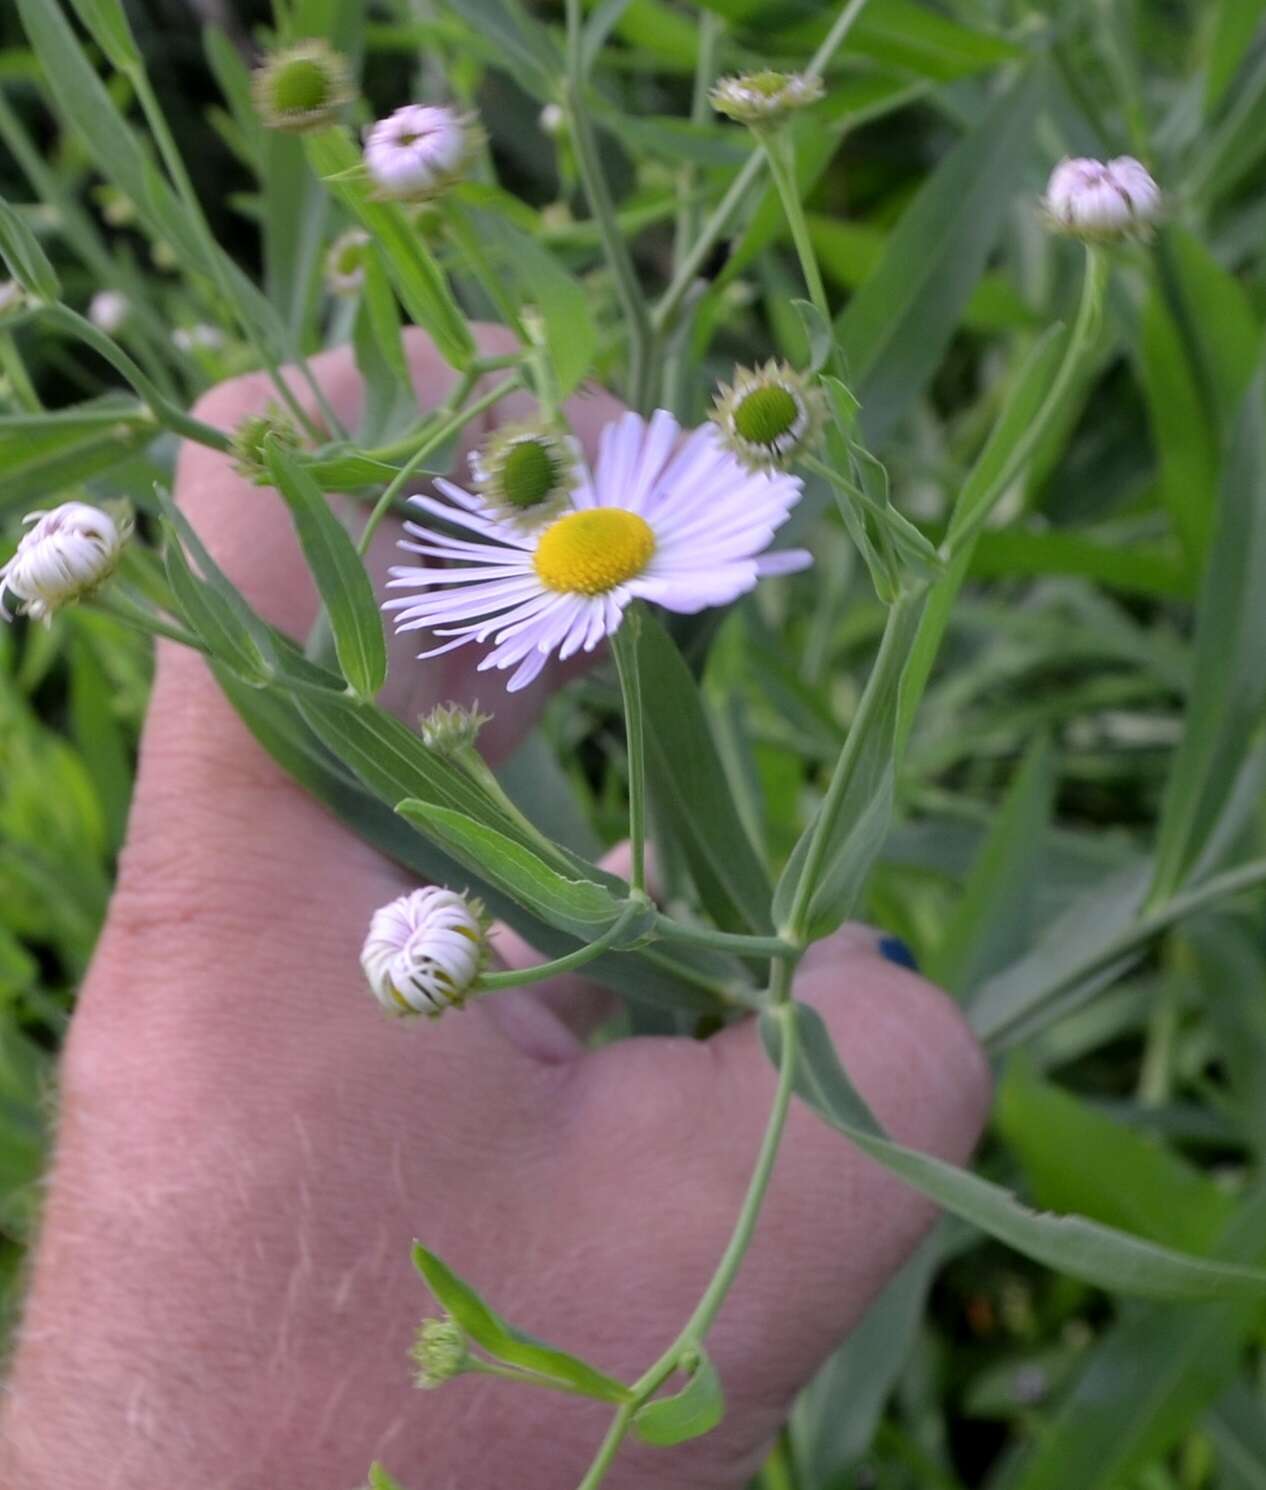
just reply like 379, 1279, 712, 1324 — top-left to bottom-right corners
3, 1, 1266, 1488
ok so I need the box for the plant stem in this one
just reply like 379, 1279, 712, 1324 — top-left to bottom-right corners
39, 304, 231, 451
610, 613, 647, 895
784, 591, 919, 942
479, 901, 647, 991
90, 591, 207, 651
760, 130, 831, 324
564, 0, 652, 410
355, 374, 521, 556
653, 915, 797, 961
573, 998, 801, 1490
652, 0, 873, 338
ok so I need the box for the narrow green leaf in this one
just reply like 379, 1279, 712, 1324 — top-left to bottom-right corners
763, 1005, 1266, 1299
836, 65, 1043, 443
1204, 0, 1266, 112
265, 444, 387, 699
398, 801, 653, 943
412, 1245, 632, 1403
998, 1184, 1266, 1490
0, 401, 156, 511
305, 129, 475, 369
438, 0, 562, 98
368, 1464, 409, 1490
636, 613, 771, 935
65, 0, 140, 71
0, 196, 59, 299
932, 737, 1056, 996
353, 249, 419, 446
162, 524, 274, 686
633, 1350, 725, 1445
1151, 363, 1266, 901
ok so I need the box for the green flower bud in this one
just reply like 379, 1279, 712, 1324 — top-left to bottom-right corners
418, 701, 492, 756
230, 407, 303, 484
252, 40, 355, 134
469, 423, 580, 529
712, 361, 825, 472
411, 1316, 469, 1388
709, 70, 824, 127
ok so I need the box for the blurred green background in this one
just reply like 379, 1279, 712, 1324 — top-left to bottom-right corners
5, 3, 1266, 1487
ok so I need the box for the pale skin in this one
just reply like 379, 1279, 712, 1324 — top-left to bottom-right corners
1, 328, 990, 1489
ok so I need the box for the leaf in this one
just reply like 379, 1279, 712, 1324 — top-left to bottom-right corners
460, 201, 597, 396
0, 195, 59, 299
0, 401, 156, 511
997, 1183, 1266, 1490
438, 0, 562, 99
836, 65, 1043, 444
763, 1004, 1266, 1299
304, 129, 474, 370
264, 444, 387, 699
398, 802, 653, 943
65, 0, 140, 72
1151, 362, 1266, 901
633, 1350, 725, 1446
412, 1245, 632, 1403
368, 1464, 410, 1490
997, 1062, 1234, 1255
353, 249, 419, 447
162, 524, 275, 687
1204, 0, 1266, 112
635, 612, 771, 935
773, 598, 920, 941
932, 736, 1056, 996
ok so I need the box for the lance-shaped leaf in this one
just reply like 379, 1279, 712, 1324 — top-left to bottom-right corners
762, 1004, 1266, 1300
398, 802, 654, 944
0, 195, 59, 300
633, 1350, 725, 1446
0, 402, 156, 512
412, 1245, 632, 1403
265, 443, 387, 700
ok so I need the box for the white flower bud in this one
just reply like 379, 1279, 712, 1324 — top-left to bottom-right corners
1042, 156, 1161, 242
360, 887, 488, 1016
363, 104, 475, 201
172, 323, 225, 353
88, 289, 130, 334
710, 70, 824, 126
539, 102, 566, 137
0, 280, 26, 318
1, 501, 128, 624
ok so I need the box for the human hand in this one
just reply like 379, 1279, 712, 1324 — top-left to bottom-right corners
2, 329, 989, 1490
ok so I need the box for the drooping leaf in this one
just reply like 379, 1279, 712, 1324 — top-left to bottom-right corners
633, 1349, 725, 1445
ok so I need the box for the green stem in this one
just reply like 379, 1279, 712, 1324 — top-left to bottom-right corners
564, 0, 652, 409
355, 374, 521, 556
39, 304, 231, 451
610, 613, 647, 894
652, 0, 873, 338
784, 592, 918, 942
975, 857, 1266, 1050
478, 901, 646, 991
130, 70, 342, 442
574, 998, 801, 1490
653, 914, 796, 960
89, 590, 207, 650
760, 130, 831, 323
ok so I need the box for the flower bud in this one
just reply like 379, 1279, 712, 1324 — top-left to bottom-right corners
172, 323, 225, 354
88, 290, 130, 334
360, 887, 488, 1016
230, 408, 302, 484
1, 501, 129, 624
0, 280, 25, 319
325, 227, 371, 297
469, 423, 581, 529
712, 360, 825, 472
252, 39, 354, 134
539, 102, 566, 137
1042, 156, 1161, 242
363, 104, 478, 202
418, 701, 492, 756
709, 70, 824, 126
411, 1316, 468, 1388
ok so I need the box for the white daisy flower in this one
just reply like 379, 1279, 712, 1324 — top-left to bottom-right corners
363, 104, 473, 201
710, 70, 825, 126
360, 886, 488, 1016
1, 501, 128, 624
1042, 156, 1161, 242
88, 290, 130, 334
386, 409, 812, 693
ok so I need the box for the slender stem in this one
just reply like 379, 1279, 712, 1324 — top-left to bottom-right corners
479, 901, 646, 991
130, 71, 343, 442
610, 614, 647, 894
654, 914, 796, 960
784, 592, 918, 942
652, 0, 873, 337
355, 374, 521, 556
975, 856, 1266, 1050
39, 304, 231, 451
760, 131, 830, 323
574, 998, 801, 1490
89, 591, 207, 650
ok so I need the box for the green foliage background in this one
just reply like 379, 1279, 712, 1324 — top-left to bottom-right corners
4, 1, 1266, 1486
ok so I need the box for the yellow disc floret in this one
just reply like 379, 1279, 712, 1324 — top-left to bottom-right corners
533, 509, 655, 595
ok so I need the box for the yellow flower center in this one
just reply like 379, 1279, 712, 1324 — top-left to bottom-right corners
533, 509, 655, 595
